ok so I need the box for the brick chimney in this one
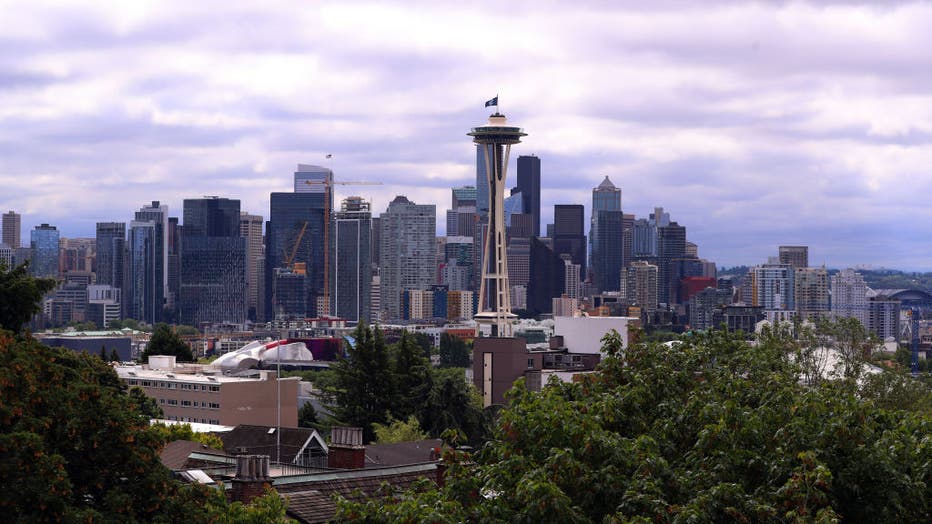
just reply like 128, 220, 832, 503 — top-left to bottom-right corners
328, 426, 365, 469
231, 455, 272, 504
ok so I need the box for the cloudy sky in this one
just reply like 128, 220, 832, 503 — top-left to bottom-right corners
2, 0, 931, 269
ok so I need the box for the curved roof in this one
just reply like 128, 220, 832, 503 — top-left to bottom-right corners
870, 288, 932, 302
211, 339, 314, 371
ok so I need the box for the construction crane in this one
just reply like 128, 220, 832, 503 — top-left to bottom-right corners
304, 178, 382, 315
282, 221, 309, 273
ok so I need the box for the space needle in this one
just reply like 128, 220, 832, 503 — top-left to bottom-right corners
469, 98, 526, 337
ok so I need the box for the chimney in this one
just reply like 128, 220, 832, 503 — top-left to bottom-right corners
328, 426, 365, 469
231, 455, 271, 504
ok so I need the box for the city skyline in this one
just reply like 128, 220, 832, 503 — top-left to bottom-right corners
3, 2, 932, 269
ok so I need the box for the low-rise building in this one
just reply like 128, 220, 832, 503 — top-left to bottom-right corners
116, 355, 299, 427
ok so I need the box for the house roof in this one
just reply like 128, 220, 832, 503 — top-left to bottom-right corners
364, 439, 442, 467
218, 425, 326, 465
281, 464, 439, 524
159, 440, 228, 471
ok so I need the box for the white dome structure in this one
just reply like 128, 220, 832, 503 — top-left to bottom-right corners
211, 339, 314, 371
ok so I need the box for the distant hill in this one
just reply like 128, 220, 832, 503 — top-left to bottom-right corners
716, 266, 932, 294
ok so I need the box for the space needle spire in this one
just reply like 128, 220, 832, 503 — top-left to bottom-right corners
469, 98, 526, 337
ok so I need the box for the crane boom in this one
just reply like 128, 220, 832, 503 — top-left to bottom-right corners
283, 221, 308, 268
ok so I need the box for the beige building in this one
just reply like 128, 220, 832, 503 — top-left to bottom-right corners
626, 261, 659, 311
116, 356, 298, 427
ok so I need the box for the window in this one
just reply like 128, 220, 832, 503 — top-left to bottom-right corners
527, 358, 534, 369
208, 402, 220, 409
208, 386, 220, 393
141, 381, 151, 387
181, 400, 192, 407
193, 401, 199, 407
159, 398, 165, 404
167, 399, 178, 406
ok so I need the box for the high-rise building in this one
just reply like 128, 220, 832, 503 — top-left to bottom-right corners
552, 204, 586, 280
96, 222, 125, 288
30, 224, 59, 278
2, 211, 21, 249
266, 188, 328, 320
447, 186, 478, 237
179, 197, 247, 325
294, 164, 333, 193
831, 269, 869, 327
688, 287, 733, 330
443, 236, 474, 290
622, 213, 635, 269
469, 112, 526, 336
563, 256, 580, 300
129, 201, 169, 323
631, 218, 654, 258
527, 237, 565, 315
590, 176, 624, 293
868, 293, 900, 340
750, 264, 794, 311
0, 244, 12, 268
58, 237, 95, 275
240, 212, 264, 321
657, 221, 686, 305
379, 196, 436, 321
626, 261, 659, 311
516, 155, 541, 237
331, 197, 371, 323
475, 147, 489, 221
779, 246, 808, 269
166, 216, 181, 316
794, 267, 829, 321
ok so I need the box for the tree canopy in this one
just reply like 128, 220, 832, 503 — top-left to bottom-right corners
322, 323, 487, 443
0, 262, 56, 333
338, 328, 932, 522
142, 323, 194, 362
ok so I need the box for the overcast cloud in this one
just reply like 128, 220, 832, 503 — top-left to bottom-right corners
1, 0, 931, 269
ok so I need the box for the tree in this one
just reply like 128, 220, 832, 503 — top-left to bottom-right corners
298, 402, 319, 429
323, 323, 396, 442
0, 332, 178, 521
142, 323, 194, 362
439, 333, 471, 368
148, 422, 225, 450
372, 415, 428, 444
0, 261, 56, 333
418, 368, 487, 444
338, 329, 932, 522
391, 331, 433, 420
110, 348, 121, 362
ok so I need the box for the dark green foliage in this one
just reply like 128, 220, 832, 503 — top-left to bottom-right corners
338, 329, 932, 522
439, 333, 471, 368
298, 402, 319, 429
142, 323, 194, 362
0, 262, 56, 333
0, 332, 174, 521
392, 331, 433, 420
322, 325, 487, 444
325, 323, 396, 442
110, 348, 121, 362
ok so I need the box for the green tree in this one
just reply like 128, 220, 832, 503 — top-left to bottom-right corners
298, 402, 319, 429
338, 329, 932, 522
149, 422, 225, 450
0, 262, 56, 333
391, 330, 433, 420
419, 368, 487, 443
110, 348, 121, 362
0, 332, 177, 521
129, 386, 163, 419
372, 415, 428, 444
323, 323, 395, 442
142, 323, 194, 362
439, 332, 471, 368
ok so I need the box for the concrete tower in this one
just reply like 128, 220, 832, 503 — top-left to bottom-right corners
468, 111, 526, 337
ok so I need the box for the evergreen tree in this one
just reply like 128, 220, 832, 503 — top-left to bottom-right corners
141, 323, 193, 362
0, 261, 56, 333
391, 331, 433, 421
324, 323, 395, 442
439, 333, 471, 368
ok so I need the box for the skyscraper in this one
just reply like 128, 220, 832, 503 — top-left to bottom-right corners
95, 222, 125, 287
552, 204, 586, 280
794, 267, 829, 321
379, 196, 436, 321
657, 221, 686, 305
778, 246, 808, 269
30, 224, 59, 278
516, 155, 541, 237
475, 147, 489, 220
266, 184, 329, 320
179, 197, 247, 325
750, 263, 794, 311
331, 196, 372, 322
831, 269, 869, 327
590, 176, 623, 293
626, 260, 659, 311
294, 164, 333, 193
469, 111, 526, 336
240, 212, 264, 321
2, 211, 21, 249
129, 201, 169, 323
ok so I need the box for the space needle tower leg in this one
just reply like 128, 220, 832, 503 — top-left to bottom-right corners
469, 109, 526, 338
